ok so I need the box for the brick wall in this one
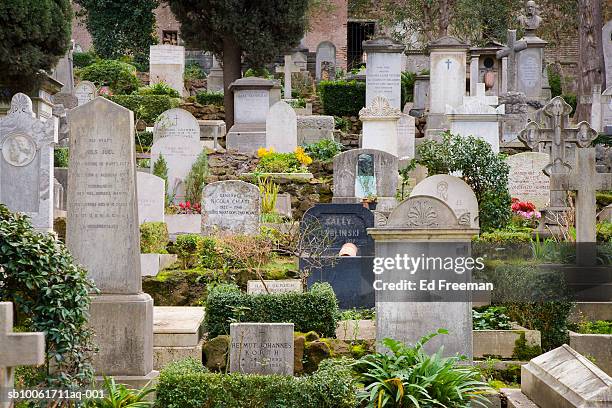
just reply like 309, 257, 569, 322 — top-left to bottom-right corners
302, 0, 348, 70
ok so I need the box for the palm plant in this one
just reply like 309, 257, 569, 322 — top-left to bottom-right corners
352, 329, 492, 408
85, 376, 155, 408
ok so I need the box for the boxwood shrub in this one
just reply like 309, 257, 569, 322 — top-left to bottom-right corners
140, 222, 169, 254
196, 90, 224, 106
79, 59, 141, 94
318, 80, 365, 117
108, 94, 179, 125
156, 358, 357, 408
205, 283, 339, 337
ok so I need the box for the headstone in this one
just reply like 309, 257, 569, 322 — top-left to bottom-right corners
332, 148, 399, 212
368, 192, 479, 359
229, 323, 294, 375
409, 174, 480, 228
360, 95, 401, 156
506, 152, 550, 208
519, 96, 598, 223
296, 115, 335, 145
266, 101, 297, 153
397, 113, 415, 160
0, 93, 57, 231
604, 21, 612, 89
413, 75, 430, 111
302, 203, 375, 256
247, 279, 303, 294
137, 172, 165, 224
207, 55, 224, 92
150, 108, 202, 202
150, 44, 185, 96
446, 87, 505, 153
67, 97, 157, 382
201, 180, 260, 236
274, 192, 292, 218
226, 77, 274, 154
303, 203, 376, 309
316, 41, 336, 81
522, 344, 612, 407
74, 81, 97, 106
427, 36, 470, 134
363, 37, 404, 110
51, 41, 75, 103
551, 148, 612, 265
517, 46, 545, 99
0, 302, 45, 408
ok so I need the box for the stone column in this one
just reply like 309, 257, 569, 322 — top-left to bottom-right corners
360, 95, 401, 156
67, 97, 157, 386
363, 37, 405, 110
368, 194, 479, 360
501, 57, 508, 94
470, 56, 480, 96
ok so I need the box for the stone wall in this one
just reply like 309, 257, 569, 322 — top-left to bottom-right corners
180, 102, 225, 121
206, 151, 332, 218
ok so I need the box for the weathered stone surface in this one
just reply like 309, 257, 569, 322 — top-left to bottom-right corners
397, 113, 415, 160
506, 152, 550, 208
0, 301, 45, 375
153, 306, 205, 347
137, 172, 165, 224
409, 175, 479, 228
296, 115, 334, 145
604, 21, 612, 89
360, 95, 401, 156
203, 335, 230, 371
266, 101, 297, 153
316, 41, 336, 81
473, 327, 541, 359
229, 323, 294, 375
150, 45, 185, 96
522, 344, 612, 407
153, 108, 200, 144
363, 37, 404, 109
428, 36, 469, 114
332, 148, 398, 202
569, 331, 612, 376
74, 81, 97, 106
201, 180, 260, 235
153, 338, 204, 371
246, 279, 302, 294
0, 94, 56, 231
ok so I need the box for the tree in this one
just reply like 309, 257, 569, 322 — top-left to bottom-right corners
575, 0, 604, 122
74, 0, 158, 70
0, 0, 72, 91
166, 0, 309, 128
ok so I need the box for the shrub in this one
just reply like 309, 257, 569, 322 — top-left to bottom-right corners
174, 234, 204, 269
563, 93, 577, 115
184, 150, 209, 205
54, 147, 69, 168
140, 222, 169, 254
73, 51, 98, 69
473, 230, 532, 244
152, 154, 171, 207
574, 320, 612, 334
184, 62, 206, 81
205, 283, 339, 337
303, 139, 343, 162
256, 148, 310, 173
334, 116, 350, 132
318, 80, 366, 117
597, 191, 612, 207
79, 59, 141, 94
597, 222, 612, 242
547, 66, 562, 98
136, 131, 153, 151
472, 306, 512, 330
195, 91, 224, 106
156, 358, 357, 408
412, 131, 512, 231
137, 82, 180, 98
352, 331, 491, 408
109, 94, 179, 125
0, 205, 96, 386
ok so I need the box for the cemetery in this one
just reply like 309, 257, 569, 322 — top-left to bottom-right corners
1, 0, 612, 407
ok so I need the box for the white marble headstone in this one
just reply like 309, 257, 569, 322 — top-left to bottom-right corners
149, 44, 185, 96
266, 101, 297, 153
137, 172, 165, 224
506, 152, 550, 208
74, 81, 97, 106
153, 108, 200, 144
0, 93, 57, 231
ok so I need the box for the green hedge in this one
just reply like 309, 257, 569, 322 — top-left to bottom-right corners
140, 222, 169, 254
54, 147, 69, 168
318, 80, 365, 117
196, 90, 224, 106
205, 283, 339, 338
108, 94, 179, 125
473, 230, 532, 244
156, 358, 357, 408
73, 51, 98, 69
79, 59, 141, 94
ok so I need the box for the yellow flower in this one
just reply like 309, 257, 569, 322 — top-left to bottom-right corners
295, 150, 313, 166
294, 146, 305, 155
257, 147, 275, 158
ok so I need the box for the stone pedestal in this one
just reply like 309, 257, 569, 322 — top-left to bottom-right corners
150, 45, 185, 96
360, 96, 401, 156
207, 55, 224, 92
516, 36, 548, 101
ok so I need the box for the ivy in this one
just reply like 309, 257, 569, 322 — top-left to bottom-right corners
0, 205, 96, 387
74, 0, 158, 69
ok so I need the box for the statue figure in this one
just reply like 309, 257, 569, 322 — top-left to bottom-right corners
518, 0, 542, 33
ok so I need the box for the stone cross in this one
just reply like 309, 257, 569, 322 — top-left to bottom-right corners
496, 30, 527, 92
519, 96, 598, 210
464, 83, 499, 106
550, 148, 612, 265
276, 54, 302, 99
0, 302, 45, 408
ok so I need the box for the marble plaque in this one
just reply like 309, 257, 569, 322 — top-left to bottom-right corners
229, 323, 294, 375
246, 279, 303, 295
366, 52, 402, 109
137, 172, 165, 224
506, 152, 550, 208
234, 90, 270, 124
201, 180, 260, 235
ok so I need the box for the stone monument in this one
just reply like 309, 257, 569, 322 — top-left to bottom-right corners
201, 180, 260, 236
316, 41, 337, 81
67, 97, 157, 385
137, 172, 165, 224
74, 81, 97, 107
506, 152, 550, 208
604, 21, 612, 89
149, 44, 185, 96
363, 37, 405, 110
359, 95, 401, 156
0, 93, 57, 232
266, 101, 297, 153
229, 323, 294, 375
